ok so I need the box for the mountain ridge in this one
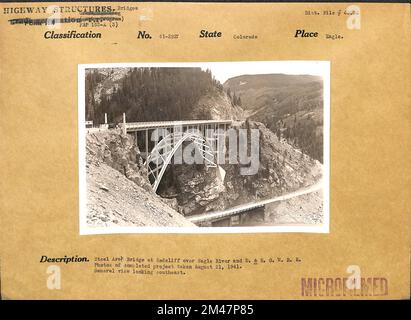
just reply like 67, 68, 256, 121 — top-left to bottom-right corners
224, 73, 324, 162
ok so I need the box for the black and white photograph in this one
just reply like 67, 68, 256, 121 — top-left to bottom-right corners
79, 61, 330, 234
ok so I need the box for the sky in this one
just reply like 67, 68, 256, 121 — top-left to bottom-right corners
199, 61, 329, 83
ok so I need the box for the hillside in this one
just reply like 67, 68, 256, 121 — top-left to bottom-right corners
157, 120, 323, 216
86, 130, 195, 227
85, 122, 322, 222
85, 68, 131, 122
191, 91, 245, 120
224, 74, 324, 162
86, 67, 245, 125
224, 74, 322, 107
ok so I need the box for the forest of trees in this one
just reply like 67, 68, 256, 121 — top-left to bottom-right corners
85, 67, 224, 124
275, 115, 323, 162
226, 88, 242, 107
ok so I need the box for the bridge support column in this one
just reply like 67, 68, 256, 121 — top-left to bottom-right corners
239, 213, 245, 225
211, 217, 232, 227
264, 203, 280, 222
145, 129, 149, 171
122, 113, 126, 135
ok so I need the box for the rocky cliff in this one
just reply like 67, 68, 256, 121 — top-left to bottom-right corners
86, 130, 194, 227
191, 92, 245, 121
157, 120, 323, 216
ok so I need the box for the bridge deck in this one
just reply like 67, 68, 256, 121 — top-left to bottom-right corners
187, 182, 323, 224
126, 120, 233, 132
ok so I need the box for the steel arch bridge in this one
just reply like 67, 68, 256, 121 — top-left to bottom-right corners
144, 131, 217, 192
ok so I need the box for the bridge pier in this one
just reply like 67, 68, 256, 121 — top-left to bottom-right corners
211, 217, 232, 227
239, 212, 246, 225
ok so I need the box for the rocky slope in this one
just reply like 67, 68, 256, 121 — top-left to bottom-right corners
191, 92, 245, 121
86, 120, 322, 222
87, 68, 131, 105
86, 130, 195, 227
157, 120, 323, 216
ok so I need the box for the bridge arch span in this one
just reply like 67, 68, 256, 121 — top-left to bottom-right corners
145, 131, 217, 192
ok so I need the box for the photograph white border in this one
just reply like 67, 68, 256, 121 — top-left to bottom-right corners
78, 61, 330, 235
